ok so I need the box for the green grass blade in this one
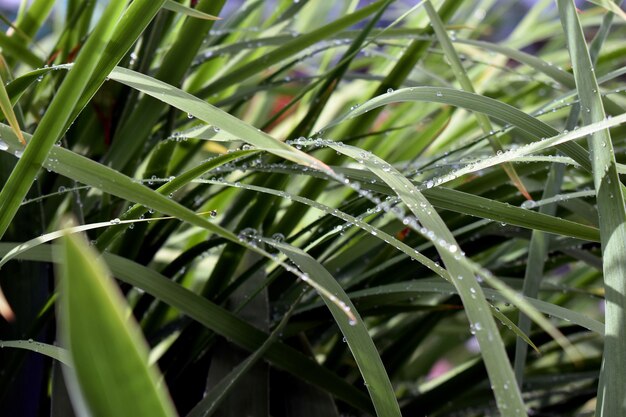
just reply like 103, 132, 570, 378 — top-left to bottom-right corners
95, 150, 256, 249
342, 281, 605, 335
588, 0, 626, 21
514, 164, 564, 384
14, 0, 55, 41
0, 241, 373, 413
326, 86, 626, 172
0, 123, 353, 321
0, 0, 127, 241
0, 340, 71, 366
0, 31, 44, 68
424, 0, 531, 200
557, 1, 626, 415
267, 239, 402, 417
103, 0, 224, 172
107, 66, 330, 172
0, 72, 25, 145
94, 250, 373, 412
163, 0, 221, 20
195, 0, 388, 98
57, 230, 177, 417
326, 143, 528, 416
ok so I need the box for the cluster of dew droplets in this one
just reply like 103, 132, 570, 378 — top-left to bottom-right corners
286, 138, 473, 265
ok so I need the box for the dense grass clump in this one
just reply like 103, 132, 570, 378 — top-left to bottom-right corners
0, 1, 625, 416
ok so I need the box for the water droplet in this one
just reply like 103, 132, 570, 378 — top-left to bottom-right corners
521, 200, 537, 209
14, 150, 23, 158
386, 88, 394, 93
0, 140, 8, 151
110, 218, 121, 225
209, 210, 218, 218
436, 91, 443, 97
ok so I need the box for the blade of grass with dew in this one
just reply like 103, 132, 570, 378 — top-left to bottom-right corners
325, 86, 621, 172
340, 281, 605, 335
0, 0, 127, 243
207, 156, 601, 241
260, 159, 601, 242
0, 215, 193, 269
423, 187, 599, 242
424, 0, 532, 200
334, 141, 587, 409
325, 144, 528, 416
194, 0, 388, 99
194, 177, 446, 278
557, 0, 626, 414
0, 243, 373, 413
162, 0, 221, 20
0, 125, 356, 329
274, 0, 462, 235
106, 0, 381, 172
0, 340, 71, 366
95, 150, 257, 250
512, 0, 615, 382
57, 229, 177, 417
266, 239, 401, 417
106, 67, 331, 172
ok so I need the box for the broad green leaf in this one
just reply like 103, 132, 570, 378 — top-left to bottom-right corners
0, 242, 373, 413
57, 230, 177, 417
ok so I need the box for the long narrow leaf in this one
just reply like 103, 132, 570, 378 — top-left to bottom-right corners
57, 230, 177, 417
